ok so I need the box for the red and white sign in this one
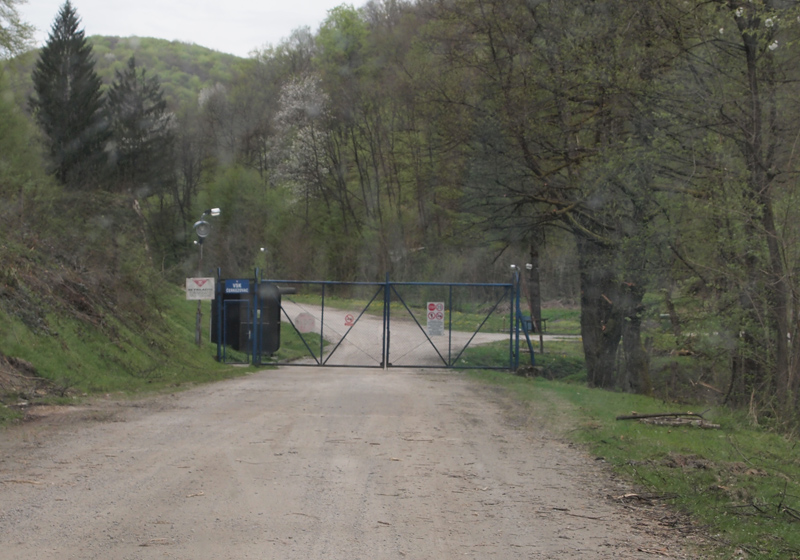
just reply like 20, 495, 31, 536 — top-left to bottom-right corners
427, 302, 445, 336
186, 277, 215, 300
344, 314, 355, 327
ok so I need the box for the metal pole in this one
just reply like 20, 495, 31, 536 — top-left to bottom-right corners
216, 268, 222, 361
195, 242, 204, 347
514, 269, 520, 370
383, 273, 389, 370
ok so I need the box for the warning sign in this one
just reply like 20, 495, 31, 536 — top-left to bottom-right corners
427, 302, 445, 336
186, 278, 215, 300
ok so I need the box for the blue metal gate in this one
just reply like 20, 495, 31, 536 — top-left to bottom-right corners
253, 278, 522, 370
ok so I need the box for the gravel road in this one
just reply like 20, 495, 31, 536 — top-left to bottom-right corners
0, 367, 693, 559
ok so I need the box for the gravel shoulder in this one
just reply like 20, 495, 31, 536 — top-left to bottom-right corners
0, 367, 696, 559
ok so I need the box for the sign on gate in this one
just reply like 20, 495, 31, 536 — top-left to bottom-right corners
427, 302, 445, 336
186, 277, 215, 300
225, 279, 250, 294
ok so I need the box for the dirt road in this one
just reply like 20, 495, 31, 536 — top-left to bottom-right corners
0, 367, 692, 559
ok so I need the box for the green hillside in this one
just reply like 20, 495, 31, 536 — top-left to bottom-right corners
90, 36, 243, 110
3, 36, 243, 111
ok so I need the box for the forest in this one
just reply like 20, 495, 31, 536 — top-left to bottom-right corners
2, 0, 800, 428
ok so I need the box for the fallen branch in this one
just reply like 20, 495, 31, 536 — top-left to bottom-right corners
139, 538, 172, 547
640, 417, 721, 429
782, 507, 800, 522
616, 411, 720, 428
616, 412, 705, 421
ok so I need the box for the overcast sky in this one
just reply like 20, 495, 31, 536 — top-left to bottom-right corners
20, 0, 347, 58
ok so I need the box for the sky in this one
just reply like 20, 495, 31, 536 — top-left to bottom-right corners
19, 0, 347, 58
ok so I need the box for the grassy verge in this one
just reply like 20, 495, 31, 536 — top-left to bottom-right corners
541, 307, 581, 335
464, 368, 800, 559
0, 287, 242, 425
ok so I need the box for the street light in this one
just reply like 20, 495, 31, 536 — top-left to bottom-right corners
194, 208, 221, 347
193, 208, 220, 241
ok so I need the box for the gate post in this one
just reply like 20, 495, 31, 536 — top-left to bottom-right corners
216, 268, 223, 362
513, 267, 520, 370
511, 265, 535, 370
253, 267, 260, 365
383, 273, 390, 370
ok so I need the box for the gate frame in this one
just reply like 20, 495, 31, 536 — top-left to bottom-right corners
385, 281, 514, 369
214, 270, 531, 370
269, 279, 388, 368
244, 269, 535, 371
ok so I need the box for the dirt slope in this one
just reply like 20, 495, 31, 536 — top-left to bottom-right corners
0, 367, 694, 559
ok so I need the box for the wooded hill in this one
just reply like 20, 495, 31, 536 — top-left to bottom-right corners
5, 35, 242, 110
3, 0, 800, 429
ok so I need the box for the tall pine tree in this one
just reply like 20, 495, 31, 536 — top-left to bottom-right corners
106, 56, 175, 197
30, 1, 107, 189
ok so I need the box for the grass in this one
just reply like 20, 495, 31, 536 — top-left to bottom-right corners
266, 329, 326, 363
464, 368, 800, 559
459, 335, 586, 378
541, 307, 581, 335
0, 286, 242, 421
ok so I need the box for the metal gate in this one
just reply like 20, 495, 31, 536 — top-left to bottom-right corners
262, 279, 518, 370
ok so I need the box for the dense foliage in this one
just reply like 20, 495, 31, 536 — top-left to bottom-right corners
3, 0, 800, 427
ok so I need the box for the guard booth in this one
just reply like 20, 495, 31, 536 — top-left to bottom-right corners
211, 275, 289, 364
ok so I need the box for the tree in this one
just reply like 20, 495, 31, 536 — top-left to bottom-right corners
0, 0, 33, 58
29, 1, 107, 189
106, 56, 176, 197
0, 67, 44, 234
654, 0, 800, 420
422, 0, 668, 391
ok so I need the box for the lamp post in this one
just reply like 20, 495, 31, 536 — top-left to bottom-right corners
194, 208, 221, 347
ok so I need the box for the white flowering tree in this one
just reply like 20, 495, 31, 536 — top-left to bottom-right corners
274, 75, 359, 233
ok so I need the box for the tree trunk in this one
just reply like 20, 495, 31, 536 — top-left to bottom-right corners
619, 281, 652, 395
577, 236, 623, 389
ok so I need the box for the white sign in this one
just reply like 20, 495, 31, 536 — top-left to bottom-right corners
296, 312, 315, 333
427, 302, 445, 336
186, 277, 215, 300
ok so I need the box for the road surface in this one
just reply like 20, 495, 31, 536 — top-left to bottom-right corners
0, 367, 692, 559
